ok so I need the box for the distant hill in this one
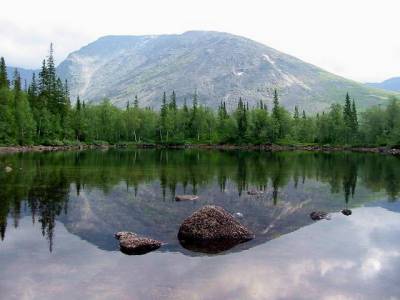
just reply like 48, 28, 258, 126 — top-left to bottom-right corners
56, 31, 396, 112
366, 77, 400, 92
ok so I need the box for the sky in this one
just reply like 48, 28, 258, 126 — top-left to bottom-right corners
0, 0, 399, 82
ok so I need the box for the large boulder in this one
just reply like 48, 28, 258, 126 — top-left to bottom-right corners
178, 205, 254, 253
114, 231, 162, 255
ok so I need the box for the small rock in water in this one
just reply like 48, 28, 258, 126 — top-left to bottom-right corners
341, 209, 352, 216
310, 211, 331, 221
4, 166, 12, 173
178, 205, 254, 253
115, 231, 162, 255
175, 195, 199, 201
247, 190, 263, 196
234, 212, 244, 218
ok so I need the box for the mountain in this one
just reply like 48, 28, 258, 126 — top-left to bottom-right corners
56, 31, 397, 112
366, 77, 400, 92
6, 66, 37, 88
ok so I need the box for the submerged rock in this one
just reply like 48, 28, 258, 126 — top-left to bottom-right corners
310, 211, 331, 221
178, 205, 254, 253
175, 195, 199, 201
247, 190, 263, 196
114, 231, 162, 255
4, 166, 12, 173
341, 209, 352, 216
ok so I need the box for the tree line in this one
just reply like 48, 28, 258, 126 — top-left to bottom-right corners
0, 46, 399, 147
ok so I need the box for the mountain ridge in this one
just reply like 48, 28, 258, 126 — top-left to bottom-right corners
7, 31, 399, 112
366, 77, 400, 92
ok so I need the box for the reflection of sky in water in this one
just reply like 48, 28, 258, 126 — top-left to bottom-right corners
1, 206, 400, 300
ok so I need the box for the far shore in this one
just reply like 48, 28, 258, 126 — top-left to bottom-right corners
1, 144, 400, 155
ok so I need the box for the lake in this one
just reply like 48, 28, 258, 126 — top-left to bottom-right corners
1, 149, 400, 299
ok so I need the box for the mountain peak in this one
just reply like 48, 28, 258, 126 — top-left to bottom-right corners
56, 31, 396, 111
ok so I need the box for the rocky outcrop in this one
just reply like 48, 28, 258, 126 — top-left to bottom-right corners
175, 195, 199, 201
114, 231, 162, 255
178, 205, 254, 253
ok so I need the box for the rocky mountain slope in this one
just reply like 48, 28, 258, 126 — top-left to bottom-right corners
56, 31, 396, 112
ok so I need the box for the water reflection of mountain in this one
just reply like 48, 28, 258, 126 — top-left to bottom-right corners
0, 149, 399, 254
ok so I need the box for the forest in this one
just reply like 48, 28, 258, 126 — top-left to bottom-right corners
1, 47, 400, 147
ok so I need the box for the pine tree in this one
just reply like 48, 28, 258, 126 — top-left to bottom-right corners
343, 93, 352, 126
28, 73, 38, 105
293, 106, 299, 120
351, 99, 358, 131
134, 95, 139, 108
0, 57, 9, 89
38, 59, 47, 96
169, 90, 177, 111
47, 43, 57, 93
236, 97, 248, 143
343, 93, 353, 143
159, 92, 168, 141
272, 89, 280, 120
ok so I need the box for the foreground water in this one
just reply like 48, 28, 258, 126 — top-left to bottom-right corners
0, 149, 399, 299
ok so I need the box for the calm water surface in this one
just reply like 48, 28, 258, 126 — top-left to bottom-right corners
0, 149, 400, 299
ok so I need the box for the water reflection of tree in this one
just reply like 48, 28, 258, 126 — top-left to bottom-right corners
0, 153, 70, 251
0, 150, 400, 249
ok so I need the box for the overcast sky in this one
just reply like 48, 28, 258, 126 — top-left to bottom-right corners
1, 0, 399, 82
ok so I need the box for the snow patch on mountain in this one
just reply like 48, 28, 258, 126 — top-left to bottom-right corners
263, 54, 310, 90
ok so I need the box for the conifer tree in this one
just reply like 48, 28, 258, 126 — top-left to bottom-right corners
294, 106, 299, 120
351, 99, 358, 131
134, 95, 139, 108
343, 93, 352, 126
169, 90, 177, 111
0, 57, 9, 89
272, 89, 280, 120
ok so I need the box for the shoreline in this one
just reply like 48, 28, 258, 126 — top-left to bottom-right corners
0, 144, 399, 155
0, 144, 110, 154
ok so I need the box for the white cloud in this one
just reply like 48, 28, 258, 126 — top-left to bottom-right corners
0, 0, 399, 82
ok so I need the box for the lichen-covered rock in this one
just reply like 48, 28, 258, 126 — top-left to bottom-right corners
115, 231, 162, 255
175, 195, 199, 201
178, 205, 254, 253
310, 211, 331, 221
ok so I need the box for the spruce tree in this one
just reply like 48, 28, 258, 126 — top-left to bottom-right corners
351, 99, 358, 131
272, 89, 280, 119
0, 57, 9, 89
170, 90, 177, 111
343, 93, 352, 126
293, 106, 299, 120
134, 95, 139, 108
160, 92, 168, 141
343, 93, 353, 143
